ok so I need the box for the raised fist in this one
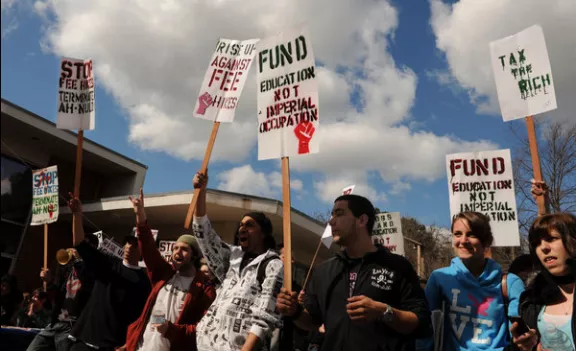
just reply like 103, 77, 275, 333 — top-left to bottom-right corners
196, 92, 213, 115
193, 171, 208, 190
68, 192, 82, 215
294, 121, 316, 154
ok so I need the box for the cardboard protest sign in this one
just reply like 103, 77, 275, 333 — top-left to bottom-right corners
489, 25, 557, 121
193, 38, 259, 122
100, 239, 124, 259
159, 240, 176, 263
93, 231, 104, 248
257, 25, 319, 160
372, 212, 405, 255
446, 149, 520, 246
321, 184, 357, 248
30, 166, 59, 226
57, 58, 95, 130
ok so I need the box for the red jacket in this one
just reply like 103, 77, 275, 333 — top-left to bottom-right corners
125, 224, 216, 351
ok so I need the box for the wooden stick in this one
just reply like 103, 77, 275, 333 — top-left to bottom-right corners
525, 116, 547, 215
184, 122, 220, 229
302, 237, 323, 292
74, 130, 84, 197
281, 157, 292, 291
43, 223, 48, 292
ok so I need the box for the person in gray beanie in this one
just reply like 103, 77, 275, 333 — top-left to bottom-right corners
192, 170, 283, 351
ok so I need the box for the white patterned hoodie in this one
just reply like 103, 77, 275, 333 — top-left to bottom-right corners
193, 215, 284, 351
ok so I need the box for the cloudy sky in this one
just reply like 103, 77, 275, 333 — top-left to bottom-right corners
2, 0, 574, 228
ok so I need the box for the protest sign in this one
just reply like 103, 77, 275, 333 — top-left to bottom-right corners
321, 184, 357, 248
446, 149, 520, 246
257, 25, 319, 160
93, 231, 104, 248
489, 25, 556, 121
57, 57, 95, 130
31, 166, 59, 226
372, 212, 405, 255
159, 240, 176, 263
100, 239, 124, 259
193, 38, 259, 122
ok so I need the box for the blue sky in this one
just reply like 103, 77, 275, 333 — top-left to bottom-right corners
2, 0, 573, 229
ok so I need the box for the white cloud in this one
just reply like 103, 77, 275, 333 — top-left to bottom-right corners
217, 164, 302, 198
313, 173, 388, 205
34, 0, 499, 203
430, 0, 576, 122
1, 0, 18, 38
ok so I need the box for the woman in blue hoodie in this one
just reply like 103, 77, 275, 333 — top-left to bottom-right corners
423, 211, 525, 350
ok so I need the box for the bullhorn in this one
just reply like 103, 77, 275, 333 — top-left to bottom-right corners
56, 249, 73, 265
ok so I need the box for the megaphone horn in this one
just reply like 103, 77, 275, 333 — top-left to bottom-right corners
56, 249, 73, 265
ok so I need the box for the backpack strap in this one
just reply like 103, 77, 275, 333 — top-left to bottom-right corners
257, 255, 280, 289
501, 272, 509, 304
501, 272, 511, 342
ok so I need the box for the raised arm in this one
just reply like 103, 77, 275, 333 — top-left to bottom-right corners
191, 171, 231, 283
129, 188, 172, 282
531, 179, 550, 217
69, 192, 85, 246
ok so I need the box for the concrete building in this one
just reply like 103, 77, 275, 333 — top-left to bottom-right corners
1, 98, 333, 292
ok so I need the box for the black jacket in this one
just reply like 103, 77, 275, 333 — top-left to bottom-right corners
505, 264, 576, 351
521, 273, 575, 350
304, 248, 431, 351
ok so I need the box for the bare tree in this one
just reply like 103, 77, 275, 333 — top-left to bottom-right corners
510, 120, 576, 232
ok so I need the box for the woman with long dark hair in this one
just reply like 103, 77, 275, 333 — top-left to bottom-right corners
510, 213, 575, 350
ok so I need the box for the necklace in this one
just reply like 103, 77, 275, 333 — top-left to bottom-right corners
560, 284, 574, 315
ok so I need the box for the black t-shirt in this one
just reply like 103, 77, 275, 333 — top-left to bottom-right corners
71, 242, 151, 348
51, 259, 93, 324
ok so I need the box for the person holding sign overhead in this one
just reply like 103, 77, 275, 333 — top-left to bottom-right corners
420, 211, 525, 351
66, 195, 151, 351
508, 184, 575, 351
276, 194, 431, 351
192, 170, 283, 351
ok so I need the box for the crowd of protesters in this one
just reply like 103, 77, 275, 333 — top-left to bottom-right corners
1, 175, 574, 351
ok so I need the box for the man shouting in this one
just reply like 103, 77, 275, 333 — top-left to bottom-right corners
123, 189, 216, 351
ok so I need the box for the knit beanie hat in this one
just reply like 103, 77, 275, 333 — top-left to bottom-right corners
177, 234, 200, 255
234, 212, 276, 250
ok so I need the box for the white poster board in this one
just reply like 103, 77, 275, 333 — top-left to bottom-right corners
57, 57, 95, 130
489, 25, 557, 121
93, 231, 104, 248
100, 239, 124, 259
30, 166, 59, 226
446, 149, 520, 246
321, 184, 357, 248
257, 25, 319, 160
372, 212, 405, 255
193, 38, 259, 122
159, 240, 176, 263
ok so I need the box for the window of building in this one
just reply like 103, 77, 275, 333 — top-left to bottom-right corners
1, 155, 33, 274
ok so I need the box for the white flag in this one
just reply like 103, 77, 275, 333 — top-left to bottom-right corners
321, 184, 356, 248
